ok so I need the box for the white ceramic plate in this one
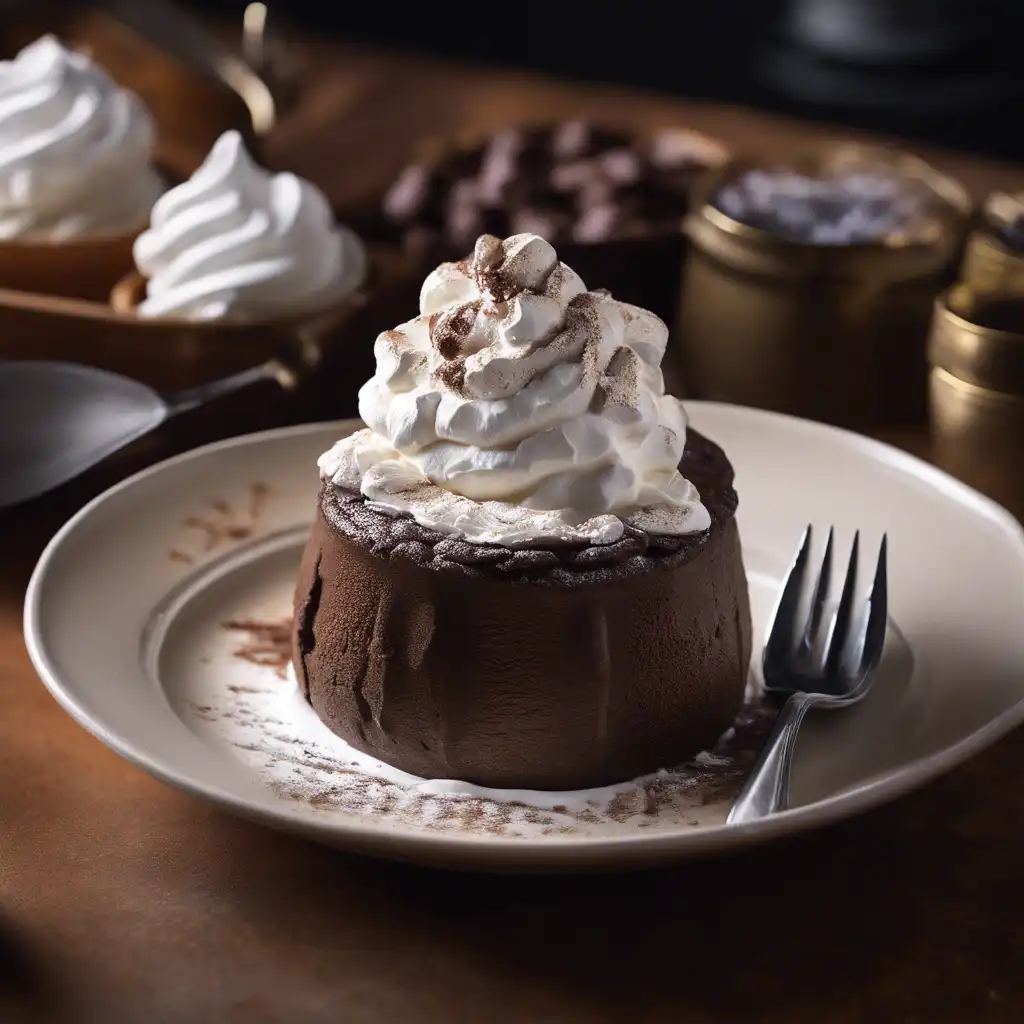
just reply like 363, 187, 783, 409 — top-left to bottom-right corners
24, 405, 1024, 871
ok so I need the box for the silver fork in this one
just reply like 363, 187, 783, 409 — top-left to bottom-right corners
727, 525, 888, 824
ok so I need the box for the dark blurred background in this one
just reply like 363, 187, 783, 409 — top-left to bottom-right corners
192, 0, 1024, 162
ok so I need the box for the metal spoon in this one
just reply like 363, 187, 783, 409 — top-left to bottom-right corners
96, 0, 278, 135
0, 359, 297, 509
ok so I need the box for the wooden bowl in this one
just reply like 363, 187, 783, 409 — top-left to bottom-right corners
0, 228, 142, 303
0, 245, 411, 393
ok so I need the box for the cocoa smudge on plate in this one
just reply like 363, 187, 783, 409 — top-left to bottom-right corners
263, 698, 777, 836
248, 482, 270, 521
168, 482, 272, 563
208, 613, 777, 836
222, 617, 291, 677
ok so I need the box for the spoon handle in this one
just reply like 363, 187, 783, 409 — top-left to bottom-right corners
96, 0, 277, 135
165, 359, 298, 416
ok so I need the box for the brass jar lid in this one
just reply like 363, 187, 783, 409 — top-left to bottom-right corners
978, 191, 1024, 250
959, 191, 1024, 293
686, 142, 971, 281
928, 284, 1024, 396
964, 193, 1024, 264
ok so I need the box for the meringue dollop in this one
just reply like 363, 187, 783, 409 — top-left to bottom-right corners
133, 130, 366, 321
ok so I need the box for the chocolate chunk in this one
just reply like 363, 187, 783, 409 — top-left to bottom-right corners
551, 120, 593, 161
599, 148, 642, 186
573, 203, 621, 243
477, 146, 519, 205
487, 126, 527, 156
551, 159, 601, 193
383, 164, 433, 221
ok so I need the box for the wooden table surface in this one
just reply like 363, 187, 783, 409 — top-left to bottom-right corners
3, 29, 1024, 1024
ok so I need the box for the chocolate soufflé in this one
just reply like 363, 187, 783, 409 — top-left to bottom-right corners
293, 430, 750, 791
291, 231, 751, 791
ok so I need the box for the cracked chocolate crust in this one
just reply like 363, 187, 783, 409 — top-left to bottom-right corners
319, 428, 738, 586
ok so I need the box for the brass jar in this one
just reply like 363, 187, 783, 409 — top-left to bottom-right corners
959, 192, 1024, 296
928, 285, 1024, 521
678, 144, 971, 427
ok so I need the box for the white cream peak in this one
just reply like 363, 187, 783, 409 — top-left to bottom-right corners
0, 35, 163, 241
133, 130, 366, 321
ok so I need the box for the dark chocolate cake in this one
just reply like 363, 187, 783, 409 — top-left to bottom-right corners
293, 428, 751, 791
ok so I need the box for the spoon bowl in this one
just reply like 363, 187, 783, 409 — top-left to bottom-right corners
0, 360, 290, 509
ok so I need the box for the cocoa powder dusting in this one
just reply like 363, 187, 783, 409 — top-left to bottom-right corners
208, 656, 776, 837
210, 599, 772, 838
434, 358, 467, 393
171, 482, 271, 563
248, 482, 270, 521
429, 299, 480, 359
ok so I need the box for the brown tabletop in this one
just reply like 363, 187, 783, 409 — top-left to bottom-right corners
3, 30, 1024, 1024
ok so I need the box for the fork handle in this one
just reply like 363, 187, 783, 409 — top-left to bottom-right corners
727, 693, 816, 824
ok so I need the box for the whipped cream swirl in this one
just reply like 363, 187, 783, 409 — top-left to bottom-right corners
133, 131, 366, 321
0, 36, 163, 241
319, 233, 710, 547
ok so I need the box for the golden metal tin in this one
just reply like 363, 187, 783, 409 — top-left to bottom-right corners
678, 144, 971, 427
928, 285, 1024, 521
959, 192, 1024, 296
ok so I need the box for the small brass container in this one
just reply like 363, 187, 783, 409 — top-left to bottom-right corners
928, 285, 1024, 521
678, 144, 971, 427
959, 192, 1024, 296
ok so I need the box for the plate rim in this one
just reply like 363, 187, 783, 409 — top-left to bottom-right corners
23, 403, 1024, 868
